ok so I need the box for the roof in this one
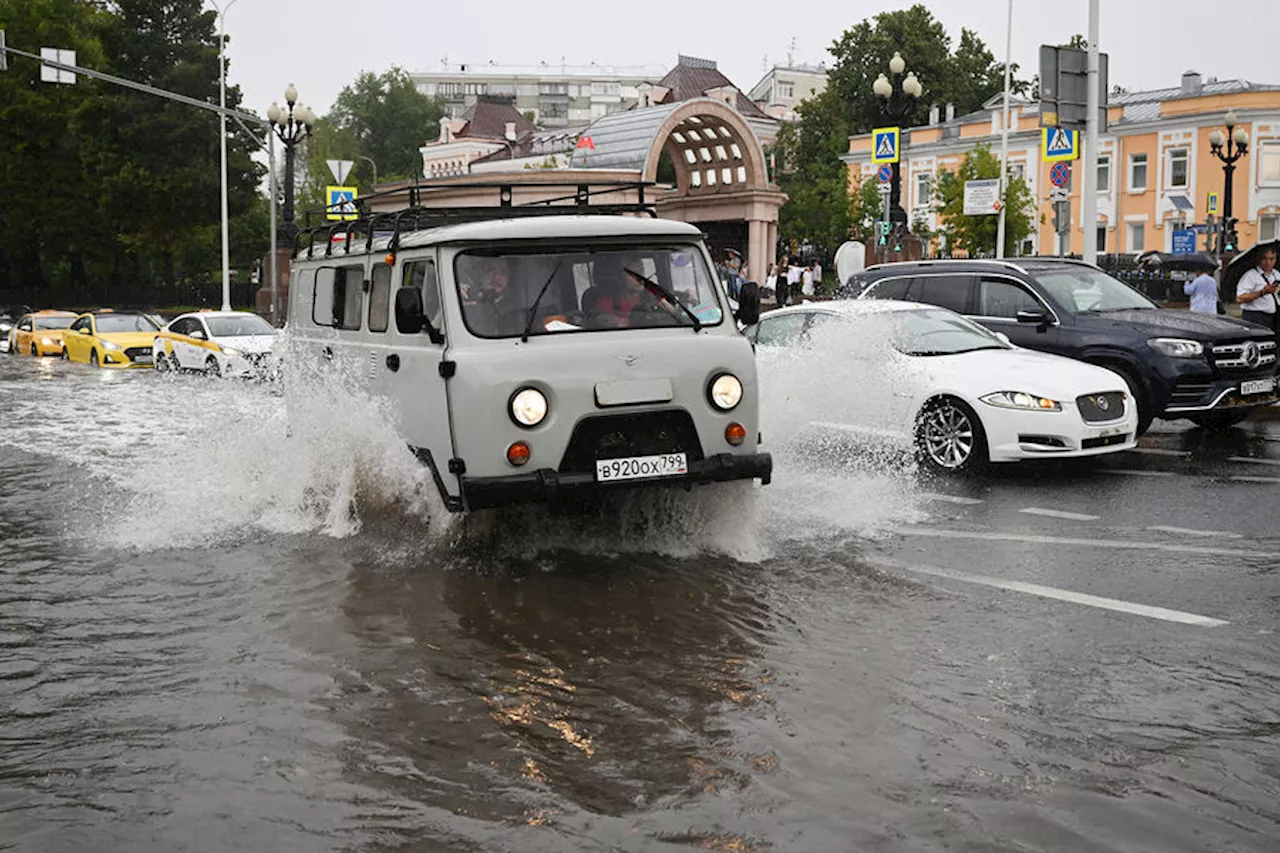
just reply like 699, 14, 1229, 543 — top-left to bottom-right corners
568, 102, 685, 170
470, 126, 587, 164
1109, 78, 1280, 105
456, 100, 535, 141
304, 216, 704, 256
771, 300, 930, 318
412, 62, 668, 80
653, 59, 770, 119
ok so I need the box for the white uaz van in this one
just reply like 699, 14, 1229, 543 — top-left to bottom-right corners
287, 203, 771, 513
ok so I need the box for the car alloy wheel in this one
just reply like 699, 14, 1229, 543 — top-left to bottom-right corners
916, 397, 988, 475
206, 355, 221, 377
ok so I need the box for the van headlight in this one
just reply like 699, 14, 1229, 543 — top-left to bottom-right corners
1147, 338, 1203, 358
980, 391, 1062, 411
708, 373, 743, 411
510, 387, 548, 427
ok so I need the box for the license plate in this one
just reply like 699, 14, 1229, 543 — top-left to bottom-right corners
596, 453, 688, 482
134, 355, 153, 364
1241, 378, 1275, 396
1092, 425, 1126, 439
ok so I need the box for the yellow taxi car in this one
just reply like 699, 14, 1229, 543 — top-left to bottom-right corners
63, 311, 162, 368
8, 310, 78, 357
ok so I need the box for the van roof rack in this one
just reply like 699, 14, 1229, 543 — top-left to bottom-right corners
292, 179, 659, 260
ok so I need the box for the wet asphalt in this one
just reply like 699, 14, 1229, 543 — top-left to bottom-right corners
1, 352, 1278, 852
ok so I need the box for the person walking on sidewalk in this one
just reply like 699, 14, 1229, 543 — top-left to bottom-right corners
1184, 262, 1220, 314
1237, 247, 1279, 332
775, 256, 790, 307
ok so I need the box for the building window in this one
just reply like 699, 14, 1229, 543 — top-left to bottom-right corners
463, 83, 487, 96
541, 101, 568, 119
437, 82, 463, 97
1009, 162, 1025, 182
538, 82, 568, 95
1260, 143, 1280, 186
916, 173, 932, 208
1261, 215, 1279, 243
777, 81, 794, 100
1129, 153, 1148, 192
1167, 148, 1188, 188
1096, 226, 1107, 252
1097, 155, 1111, 192
1128, 222, 1145, 252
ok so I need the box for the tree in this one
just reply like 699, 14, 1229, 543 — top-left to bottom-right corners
773, 5, 1030, 256
327, 67, 446, 181
934, 143, 1034, 257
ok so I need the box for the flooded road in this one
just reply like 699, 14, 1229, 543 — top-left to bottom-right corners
2, 352, 1279, 852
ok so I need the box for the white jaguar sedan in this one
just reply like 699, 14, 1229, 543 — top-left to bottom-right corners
749, 300, 1138, 474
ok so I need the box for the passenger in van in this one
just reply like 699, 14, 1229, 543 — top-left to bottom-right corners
585, 256, 674, 328
459, 255, 525, 336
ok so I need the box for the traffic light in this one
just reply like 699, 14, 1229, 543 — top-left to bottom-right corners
1223, 218, 1239, 253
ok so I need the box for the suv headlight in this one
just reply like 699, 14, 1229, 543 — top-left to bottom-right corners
510, 387, 548, 427
980, 391, 1062, 412
1147, 338, 1203, 358
708, 373, 743, 410
103, 341, 122, 351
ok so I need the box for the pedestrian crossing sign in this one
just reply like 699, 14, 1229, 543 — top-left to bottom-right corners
1041, 127, 1079, 162
326, 185, 359, 221
1207, 192, 1220, 215
871, 127, 900, 165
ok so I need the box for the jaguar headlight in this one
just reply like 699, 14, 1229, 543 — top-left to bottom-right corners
1147, 338, 1203, 358
510, 387, 548, 427
980, 391, 1062, 412
709, 373, 743, 411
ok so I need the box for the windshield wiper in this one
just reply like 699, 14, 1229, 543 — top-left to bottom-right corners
630, 271, 703, 332
521, 262, 564, 343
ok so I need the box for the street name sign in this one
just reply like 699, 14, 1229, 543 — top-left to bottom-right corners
1042, 127, 1079, 162
326, 186, 358, 221
871, 127, 900, 165
963, 179, 1001, 216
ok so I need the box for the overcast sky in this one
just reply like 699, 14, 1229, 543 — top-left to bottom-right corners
219, 0, 1275, 121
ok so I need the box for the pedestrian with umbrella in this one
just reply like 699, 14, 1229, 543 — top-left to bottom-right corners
1183, 256, 1221, 314
1225, 240, 1280, 333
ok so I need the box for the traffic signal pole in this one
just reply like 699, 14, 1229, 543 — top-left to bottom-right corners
1081, 0, 1100, 266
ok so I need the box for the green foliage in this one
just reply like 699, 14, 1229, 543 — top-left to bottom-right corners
0, 0, 267, 307
934, 143, 1034, 257
327, 67, 446, 181
774, 4, 1030, 255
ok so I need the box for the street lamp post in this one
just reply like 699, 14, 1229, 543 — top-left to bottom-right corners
267, 84, 315, 244
357, 154, 378, 192
212, 0, 239, 312
1208, 110, 1250, 256
872, 52, 923, 248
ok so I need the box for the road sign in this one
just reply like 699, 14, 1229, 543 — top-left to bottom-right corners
877, 164, 892, 183
871, 127, 900, 165
1171, 229, 1196, 254
326, 185, 358, 221
1206, 192, 1220, 215
1049, 161, 1072, 187
1042, 127, 1079, 162
963, 179, 1001, 216
40, 47, 76, 84
1039, 45, 1109, 132
327, 159, 354, 184
1049, 186, 1070, 202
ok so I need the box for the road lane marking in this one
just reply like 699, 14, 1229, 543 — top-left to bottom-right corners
893, 562, 1229, 627
891, 526, 1280, 559
1131, 447, 1191, 457
1228, 456, 1280, 467
922, 493, 985, 505
1228, 476, 1280, 484
1019, 507, 1100, 521
1097, 468, 1175, 477
1147, 525, 1242, 539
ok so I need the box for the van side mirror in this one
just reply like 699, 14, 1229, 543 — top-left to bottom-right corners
736, 281, 761, 326
1015, 307, 1049, 330
395, 287, 444, 343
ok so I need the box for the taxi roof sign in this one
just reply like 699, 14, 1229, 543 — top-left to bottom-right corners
871, 127, 900, 165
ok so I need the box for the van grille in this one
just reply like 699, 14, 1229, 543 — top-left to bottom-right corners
559, 410, 704, 474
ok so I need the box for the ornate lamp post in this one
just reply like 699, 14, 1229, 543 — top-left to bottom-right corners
872, 52, 923, 237
1208, 110, 1249, 255
266, 84, 315, 242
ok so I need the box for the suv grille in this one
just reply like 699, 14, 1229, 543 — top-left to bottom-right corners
1211, 339, 1276, 371
559, 410, 704, 474
1076, 392, 1126, 423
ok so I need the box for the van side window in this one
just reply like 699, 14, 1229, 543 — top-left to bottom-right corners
313, 266, 365, 329
368, 264, 392, 333
979, 278, 1040, 319
402, 259, 442, 331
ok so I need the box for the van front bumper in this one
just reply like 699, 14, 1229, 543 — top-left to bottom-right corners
460, 451, 773, 511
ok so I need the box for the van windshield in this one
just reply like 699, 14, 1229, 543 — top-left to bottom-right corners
453, 246, 724, 338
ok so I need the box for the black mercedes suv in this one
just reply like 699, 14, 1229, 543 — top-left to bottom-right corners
843, 258, 1277, 432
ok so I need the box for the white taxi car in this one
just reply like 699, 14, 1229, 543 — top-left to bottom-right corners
152, 310, 278, 377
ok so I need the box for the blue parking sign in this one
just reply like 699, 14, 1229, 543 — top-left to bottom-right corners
1171, 229, 1196, 254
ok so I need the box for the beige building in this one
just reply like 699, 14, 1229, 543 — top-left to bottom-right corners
747, 64, 828, 122
843, 73, 1280, 257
